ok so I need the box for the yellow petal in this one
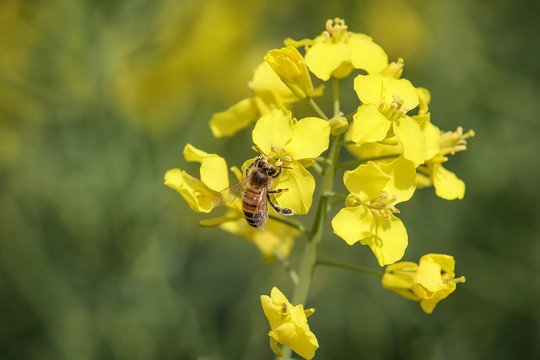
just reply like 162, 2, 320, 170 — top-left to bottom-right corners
269, 337, 284, 358
414, 261, 444, 293
183, 144, 230, 192
354, 75, 419, 110
343, 161, 392, 201
379, 156, 416, 203
432, 163, 465, 200
349, 104, 391, 145
345, 140, 402, 162
418, 283, 456, 314
273, 161, 315, 214
347, 33, 389, 74
252, 108, 294, 154
209, 98, 258, 138
423, 122, 441, 161
353, 74, 384, 105
200, 156, 229, 192
422, 254, 456, 276
265, 46, 313, 99
286, 117, 331, 160
305, 42, 350, 81
364, 215, 408, 266
416, 87, 431, 115
382, 261, 417, 290
183, 143, 211, 163
164, 169, 214, 213
252, 61, 297, 104
393, 116, 426, 167
331, 206, 374, 245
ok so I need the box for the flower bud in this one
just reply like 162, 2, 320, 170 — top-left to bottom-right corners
265, 46, 313, 99
329, 116, 348, 135
379, 58, 404, 79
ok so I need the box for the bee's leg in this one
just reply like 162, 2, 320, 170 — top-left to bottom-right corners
267, 194, 296, 215
267, 188, 288, 194
272, 166, 283, 178
246, 159, 257, 177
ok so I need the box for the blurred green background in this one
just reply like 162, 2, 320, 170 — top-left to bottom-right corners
1, 0, 539, 359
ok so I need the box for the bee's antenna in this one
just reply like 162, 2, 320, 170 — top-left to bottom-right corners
281, 166, 293, 169
252, 146, 262, 154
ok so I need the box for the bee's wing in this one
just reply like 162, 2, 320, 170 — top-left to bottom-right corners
255, 186, 269, 231
211, 178, 247, 207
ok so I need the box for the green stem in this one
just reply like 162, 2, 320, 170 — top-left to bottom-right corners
292, 77, 342, 306
307, 96, 329, 120
314, 157, 331, 165
316, 260, 384, 277
337, 153, 402, 170
268, 215, 310, 236
292, 134, 341, 306
281, 79, 341, 360
322, 191, 347, 200
333, 78, 340, 116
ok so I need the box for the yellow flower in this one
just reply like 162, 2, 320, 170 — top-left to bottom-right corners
164, 144, 229, 213
286, 18, 388, 81
417, 125, 475, 200
251, 108, 330, 214
209, 61, 298, 138
331, 156, 416, 266
260, 287, 318, 360
349, 73, 427, 166
382, 254, 466, 313
265, 46, 314, 100
164, 144, 298, 259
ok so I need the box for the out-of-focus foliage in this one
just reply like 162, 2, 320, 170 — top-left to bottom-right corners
0, 0, 539, 359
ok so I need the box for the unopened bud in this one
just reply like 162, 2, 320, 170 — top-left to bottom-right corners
329, 116, 348, 135
379, 58, 404, 79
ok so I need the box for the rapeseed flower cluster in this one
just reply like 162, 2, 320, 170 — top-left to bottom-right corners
165, 18, 473, 358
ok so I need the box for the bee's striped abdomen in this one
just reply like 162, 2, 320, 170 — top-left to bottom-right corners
242, 188, 264, 227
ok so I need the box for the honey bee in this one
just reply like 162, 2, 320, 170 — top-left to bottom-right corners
212, 154, 295, 230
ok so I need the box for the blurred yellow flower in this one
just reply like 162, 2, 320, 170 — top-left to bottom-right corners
261, 287, 318, 360
164, 144, 298, 259
331, 157, 416, 266
114, 0, 263, 133
382, 254, 466, 313
265, 46, 314, 100
286, 18, 388, 81
251, 109, 330, 214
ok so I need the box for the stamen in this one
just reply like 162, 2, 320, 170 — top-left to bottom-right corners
439, 127, 475, 157
444, 276, 466, 284
325, 18, 349, 42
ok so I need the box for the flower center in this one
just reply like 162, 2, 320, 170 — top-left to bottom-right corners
439, 127, 475, 157
270, 144, 293, 165
323, 17, 350, 43
378, 95, 409, 121
346, 192, 400, 221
